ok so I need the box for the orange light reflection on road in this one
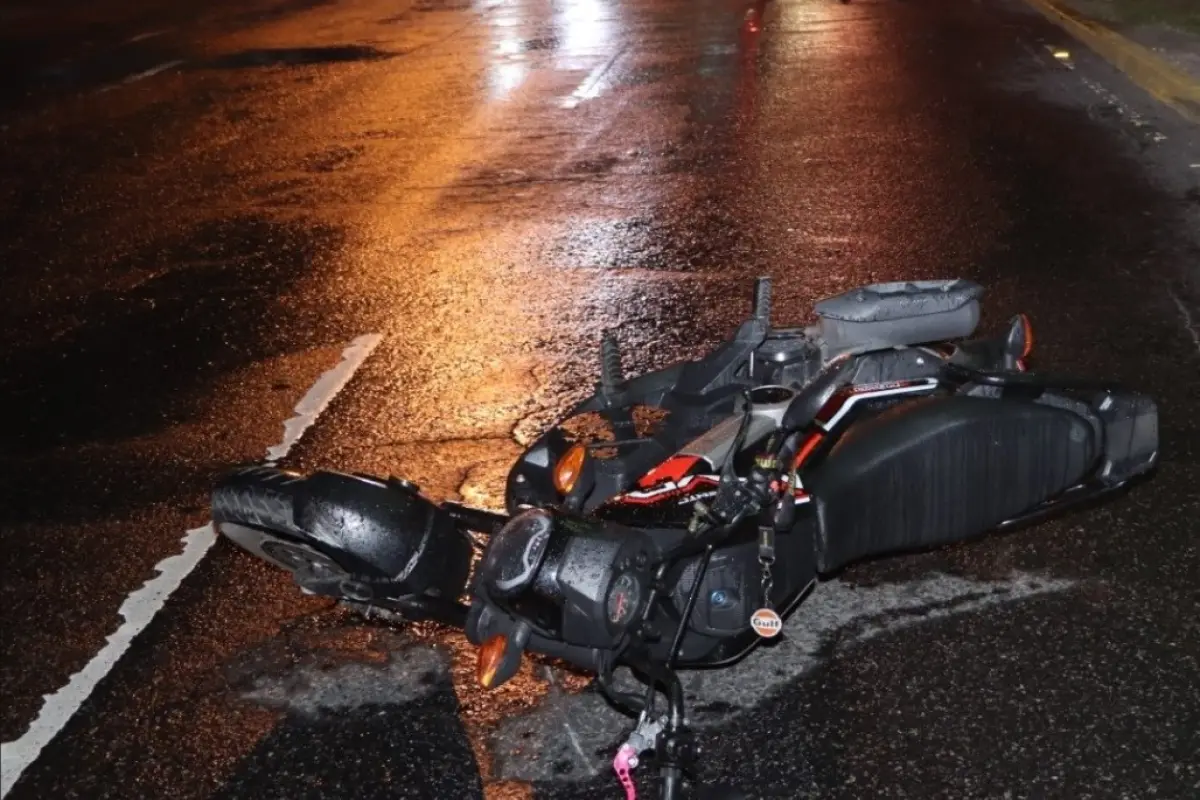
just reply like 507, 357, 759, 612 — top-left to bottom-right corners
555, 0, 617, 61
486, 8, 532, 99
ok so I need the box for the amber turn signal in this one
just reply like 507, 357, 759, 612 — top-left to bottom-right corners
553, 443, 587, 495
477, 634, 509, 689
1019, 313, 1034, 359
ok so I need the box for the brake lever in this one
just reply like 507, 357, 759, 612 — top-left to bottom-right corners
613, 712, 665, 800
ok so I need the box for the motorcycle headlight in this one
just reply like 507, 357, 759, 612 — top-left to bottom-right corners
473, 509, 659, 649
478, 508, 554, 598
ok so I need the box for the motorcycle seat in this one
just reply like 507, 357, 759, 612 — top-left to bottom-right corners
815, 279, 984, 353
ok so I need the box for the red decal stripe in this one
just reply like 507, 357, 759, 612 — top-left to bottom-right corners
792, 432, 825, 469
636, 455, 701, 489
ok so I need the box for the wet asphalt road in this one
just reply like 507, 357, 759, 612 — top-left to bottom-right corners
2, 0, 1199, 797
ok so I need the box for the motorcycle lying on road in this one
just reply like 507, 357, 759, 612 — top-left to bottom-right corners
212, 278, 1158, 800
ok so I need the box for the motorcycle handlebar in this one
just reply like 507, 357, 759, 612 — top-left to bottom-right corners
666, 358, 858, 561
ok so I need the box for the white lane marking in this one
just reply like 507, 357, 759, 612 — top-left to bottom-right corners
1078, 74, 1168, 142
561, 46, 627, 109
266, 333, 383, 462
1169, 289, 1200, 356
0, 525, 216, 799
126, 29, 173, 44
121, 59, 184, 84
0, 333, 383, 798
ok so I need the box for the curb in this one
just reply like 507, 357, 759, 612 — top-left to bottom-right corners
1022, 0, 1200, 124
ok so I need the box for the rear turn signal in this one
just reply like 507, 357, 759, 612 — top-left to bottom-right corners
553, 443, 587, 495
1019, 313, 1034, 360
477, 634, 509, 689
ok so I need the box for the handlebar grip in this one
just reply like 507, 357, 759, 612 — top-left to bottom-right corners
600, 331, 626, 390
754, 277, 772, 322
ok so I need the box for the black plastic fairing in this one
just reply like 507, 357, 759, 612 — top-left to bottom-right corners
663, 513, 819, 666
473, 511, 661, 650
671, 317, 768, 397
780, 358, 858, 432
806, 395, 1099, 574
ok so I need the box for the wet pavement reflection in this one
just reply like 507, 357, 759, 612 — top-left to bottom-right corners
1, 0, 1198, 796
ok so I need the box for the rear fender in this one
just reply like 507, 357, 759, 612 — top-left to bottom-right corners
290, 471, 473, 598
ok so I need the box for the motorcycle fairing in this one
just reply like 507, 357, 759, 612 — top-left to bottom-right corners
506, 347, 948, 516
589, 377, 944, 528
506, 278, 991, 515
809, 394, 1099, 574
628, 383, 1131, 670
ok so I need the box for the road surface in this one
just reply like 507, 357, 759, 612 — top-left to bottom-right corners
1, 0, 1198, 797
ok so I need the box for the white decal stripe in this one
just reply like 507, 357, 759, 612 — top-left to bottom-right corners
816, 380, 940, 432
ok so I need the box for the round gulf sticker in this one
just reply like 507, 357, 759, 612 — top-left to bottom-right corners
750, 608, 783, 638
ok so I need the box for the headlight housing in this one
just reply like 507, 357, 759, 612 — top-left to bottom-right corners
477, 508, 553, 598
473, 509, 658, 649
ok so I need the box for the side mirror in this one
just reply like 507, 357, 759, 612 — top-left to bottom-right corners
780, 358, 857, 432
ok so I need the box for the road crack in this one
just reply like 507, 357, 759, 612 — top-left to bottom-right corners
1169, 288, 1200, 356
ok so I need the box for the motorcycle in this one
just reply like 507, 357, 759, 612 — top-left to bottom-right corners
212, 278, 1159, 800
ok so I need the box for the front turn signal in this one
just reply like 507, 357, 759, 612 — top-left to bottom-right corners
553, 443, 587, 495
1019, 313, 1034, 360
477, 634, 509, 689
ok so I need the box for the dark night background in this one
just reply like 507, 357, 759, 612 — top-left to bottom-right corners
1, 0, 1197, 797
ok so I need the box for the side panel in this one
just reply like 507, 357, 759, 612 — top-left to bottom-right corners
807, 395, 1098, 574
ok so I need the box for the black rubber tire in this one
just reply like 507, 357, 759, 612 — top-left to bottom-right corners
212, 466, 351, 577
212, 465, 303, 532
